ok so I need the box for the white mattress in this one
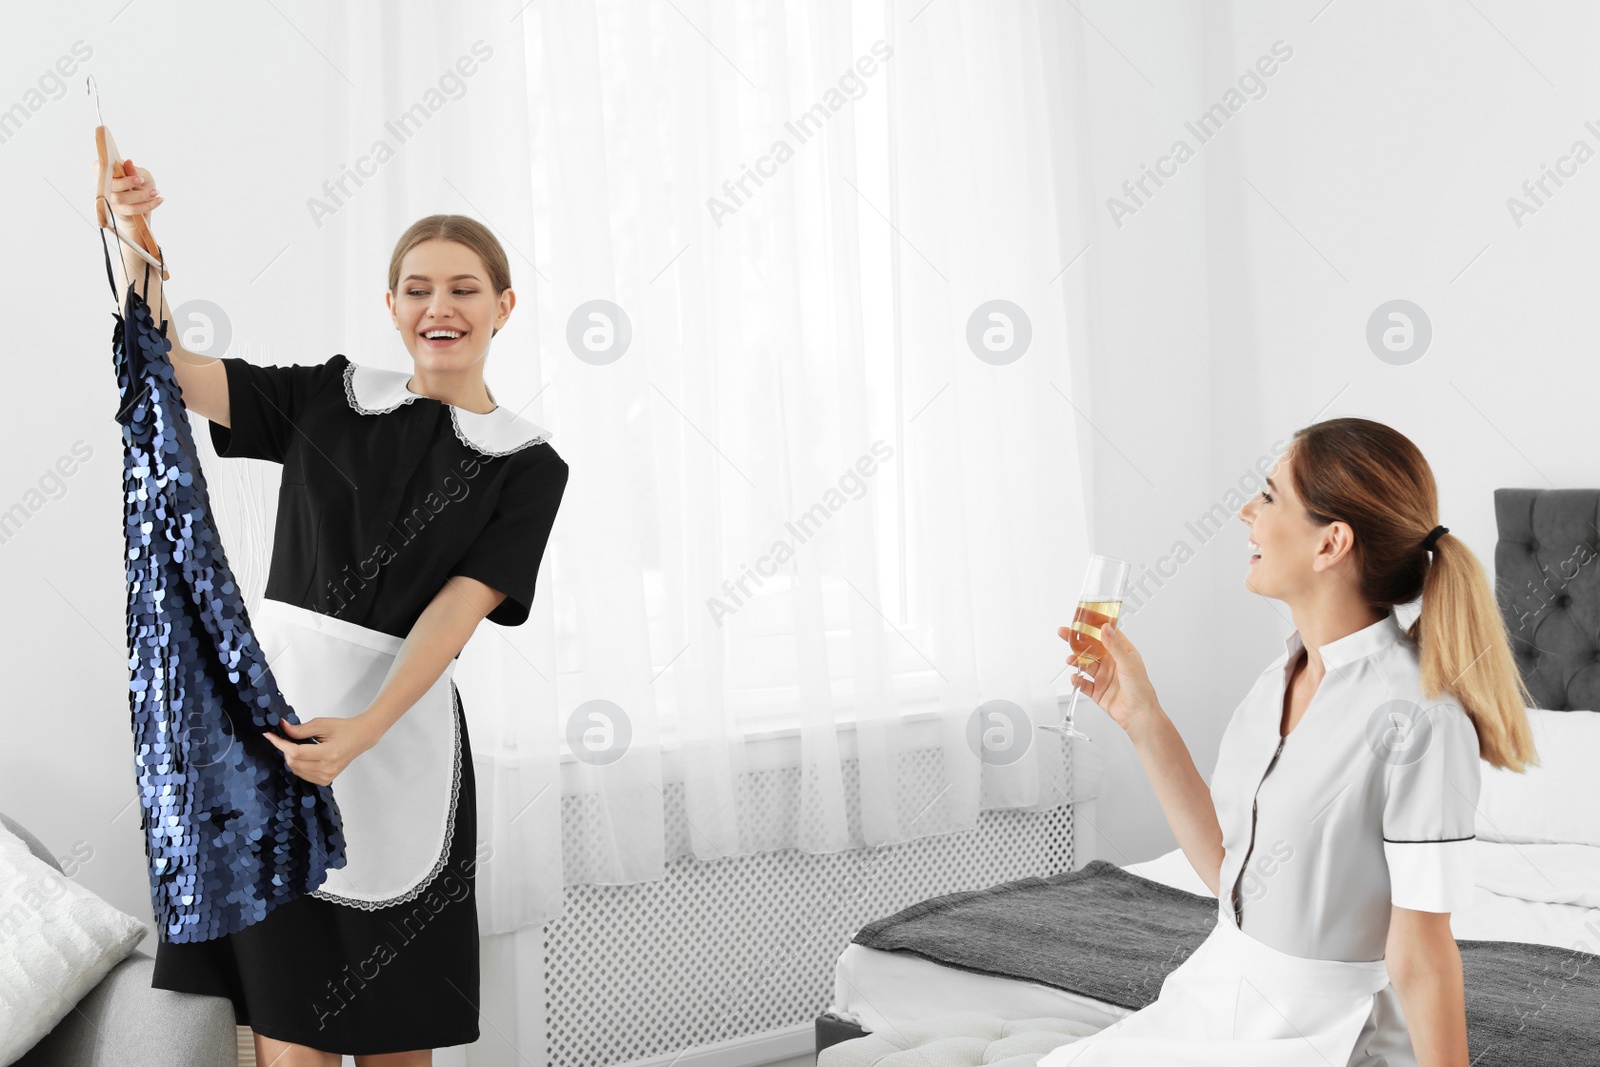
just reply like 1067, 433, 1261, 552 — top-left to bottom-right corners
829, 843, 1600, 1033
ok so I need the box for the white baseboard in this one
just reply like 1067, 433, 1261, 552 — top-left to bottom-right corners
611, 1022, 814, 1067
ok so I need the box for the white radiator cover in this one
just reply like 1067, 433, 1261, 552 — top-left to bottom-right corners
543, 748, 1075, 1066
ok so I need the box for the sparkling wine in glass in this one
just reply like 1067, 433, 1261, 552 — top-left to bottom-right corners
1044, 554, 1130, 741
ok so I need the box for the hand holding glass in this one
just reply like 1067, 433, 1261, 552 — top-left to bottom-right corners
1044, 554, 1129, 741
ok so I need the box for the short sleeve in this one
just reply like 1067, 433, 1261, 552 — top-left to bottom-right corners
207, 355, 345, 464
1382, 702, 1482, 913
449, 444, 569, 627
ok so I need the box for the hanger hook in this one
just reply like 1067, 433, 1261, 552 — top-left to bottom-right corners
85, 74, 104, 127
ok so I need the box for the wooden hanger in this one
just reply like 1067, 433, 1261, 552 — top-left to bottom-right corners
88, 76, 169, 281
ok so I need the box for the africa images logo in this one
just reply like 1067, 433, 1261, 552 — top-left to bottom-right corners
1364, 699, 1434, 767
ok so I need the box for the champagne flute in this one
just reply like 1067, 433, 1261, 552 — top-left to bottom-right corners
1043, 554, 1130, 741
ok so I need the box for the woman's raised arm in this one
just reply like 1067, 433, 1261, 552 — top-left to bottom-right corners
1064, 622, 1225, 894
97, 159, 231, 427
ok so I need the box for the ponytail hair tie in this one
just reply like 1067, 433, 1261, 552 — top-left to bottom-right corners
1422, 525, 1448, 552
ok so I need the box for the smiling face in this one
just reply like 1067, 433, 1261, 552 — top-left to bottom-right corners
1237, 446, 1355, 600
385, 238, 514, 376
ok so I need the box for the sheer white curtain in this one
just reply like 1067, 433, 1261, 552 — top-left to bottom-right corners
501, 0, 1089, 917
219, 0, 1091, 1058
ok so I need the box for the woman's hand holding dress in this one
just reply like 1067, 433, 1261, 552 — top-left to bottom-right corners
261, 715, 381, 787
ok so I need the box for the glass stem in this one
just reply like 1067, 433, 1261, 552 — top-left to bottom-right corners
1064, 680, 1083, 726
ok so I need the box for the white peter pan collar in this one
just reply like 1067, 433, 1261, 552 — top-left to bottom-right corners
341, 359, 551, 458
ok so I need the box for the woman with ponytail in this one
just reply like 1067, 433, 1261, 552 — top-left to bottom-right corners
1042, 417, 1537, 1067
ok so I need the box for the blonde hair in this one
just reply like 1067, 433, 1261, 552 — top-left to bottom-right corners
1287, 418, 1538, 772
387, 215, 512, 338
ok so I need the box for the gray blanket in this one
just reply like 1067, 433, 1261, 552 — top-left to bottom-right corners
852, 859, 1600, 1065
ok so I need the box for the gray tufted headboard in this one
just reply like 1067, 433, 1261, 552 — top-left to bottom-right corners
1494, 488, 1600, 712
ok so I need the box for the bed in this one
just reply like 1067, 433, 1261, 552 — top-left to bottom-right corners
817, 487, 1600, 1062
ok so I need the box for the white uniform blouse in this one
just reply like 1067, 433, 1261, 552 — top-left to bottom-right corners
1211, 609, 1482, 963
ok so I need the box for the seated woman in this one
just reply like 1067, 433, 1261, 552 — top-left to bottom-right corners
1041, 418, 1537, 1067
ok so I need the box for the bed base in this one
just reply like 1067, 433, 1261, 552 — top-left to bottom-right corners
815, 1011, 871, 1054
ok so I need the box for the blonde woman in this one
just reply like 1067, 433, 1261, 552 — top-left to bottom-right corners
102, 164, 568, 1066
1043, 418, 1536, 1067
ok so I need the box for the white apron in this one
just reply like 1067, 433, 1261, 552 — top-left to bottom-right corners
253, 597, 461, 910
1037, 911, 1393, 1067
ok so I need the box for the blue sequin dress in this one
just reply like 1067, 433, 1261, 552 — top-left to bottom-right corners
121, 244, 568, 1055
106, 232, 346, 947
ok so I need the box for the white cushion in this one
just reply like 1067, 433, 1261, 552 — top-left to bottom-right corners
0, 822, 148, 1064
1475, 708, 1600, 847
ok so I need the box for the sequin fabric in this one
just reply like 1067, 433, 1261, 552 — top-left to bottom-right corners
105, 234, 346, 944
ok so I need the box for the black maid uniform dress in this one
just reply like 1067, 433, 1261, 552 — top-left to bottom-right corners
149, 352, 568, 1056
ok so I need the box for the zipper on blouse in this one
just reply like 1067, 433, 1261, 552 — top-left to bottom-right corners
1231, 733, 1287, 927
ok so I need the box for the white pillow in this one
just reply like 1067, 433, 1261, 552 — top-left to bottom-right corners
1471, 841, 1600, 908
0, 822, 148, 1064
1475, 707, 1600, 847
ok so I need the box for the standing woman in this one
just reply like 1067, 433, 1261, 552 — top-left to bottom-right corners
1041, 419, 1537, 1067
101, 166, 569, 1066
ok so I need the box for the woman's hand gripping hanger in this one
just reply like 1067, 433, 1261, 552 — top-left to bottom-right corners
88, 75, 169, 290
